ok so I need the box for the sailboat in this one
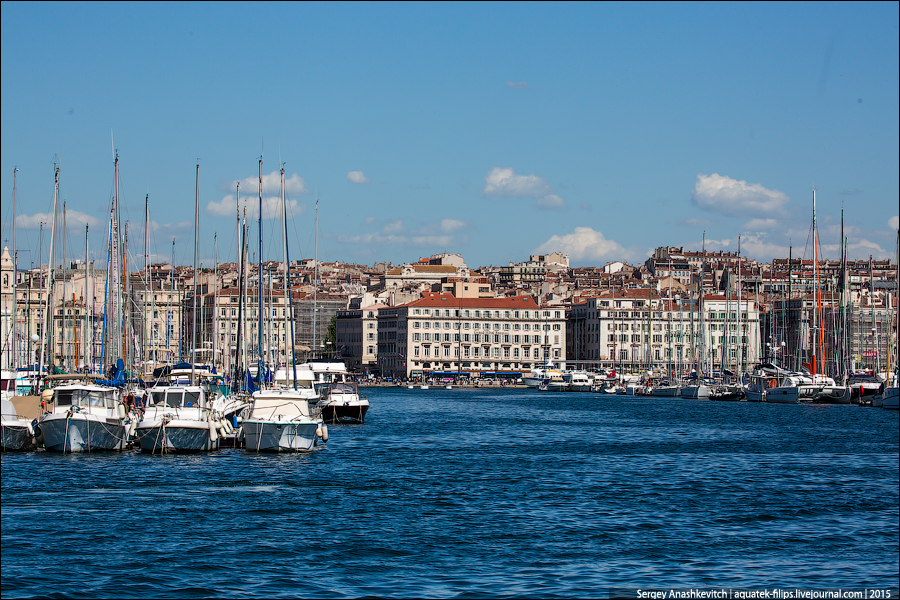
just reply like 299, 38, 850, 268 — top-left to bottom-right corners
36, 160, 136, 452
243, 162, 326, 451
133, 164, 229, 452
767, 190, 849, 404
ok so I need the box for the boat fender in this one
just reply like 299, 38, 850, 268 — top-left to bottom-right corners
316, 425, 323, 439
26, 420, 34, 436
321, 424, 328, 443
236, 416, 243, 424
127, 420, 137, 437
208, 419, 218, 442
216, 419, 227, 435
222, 418, 233, 434
118, 403, 126, 420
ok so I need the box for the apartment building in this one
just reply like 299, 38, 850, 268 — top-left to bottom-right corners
338, 292, 567, 378
569, 289, 761, 374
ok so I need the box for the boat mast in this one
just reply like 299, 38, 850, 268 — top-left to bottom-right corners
257, 157, 264, 387
191, 163, 199, 386
39, 164, 60, 381
11, 167, 18, 370
280, 165, 298, 389
737, 235, 742, 377
144, 193, 150, 376
813, 189, 826, 378
699, 232, 706, 376
84, 225, 89, 371
313, 197, 318, 357
213, 233, 218, 374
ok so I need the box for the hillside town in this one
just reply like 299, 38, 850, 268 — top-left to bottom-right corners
1, 246, 896, 382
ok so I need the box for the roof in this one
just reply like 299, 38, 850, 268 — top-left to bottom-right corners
403, 292, 539, 310
386, 264, 460, 275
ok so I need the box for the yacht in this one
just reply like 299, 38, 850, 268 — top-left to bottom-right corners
307, 358, 370, 424
133, 367, 229, 453
36, 376, 132, 452
523, 363, 563, 388
566, 371, 593, 392
243, 387, 325, 452
847, 373, 884, 404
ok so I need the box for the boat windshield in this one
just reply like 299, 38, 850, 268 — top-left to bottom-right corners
326, 383, 357, 395
150, 391, 166, 406
164, 391, 183, 407
184, 390, 201, 407
56, 389, 116, 409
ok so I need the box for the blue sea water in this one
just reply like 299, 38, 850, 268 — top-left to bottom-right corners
2, 388, 898, 598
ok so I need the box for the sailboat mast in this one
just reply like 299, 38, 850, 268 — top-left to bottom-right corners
280, 166, 298, 389
213, 233, 218, 374
144, 193, 150, 375
11, 167, 18, 370
257, 158, 264, 385
39, 164, 60, 381
192, 163, 200, 385
84, 225, 89, 371
699, 231, 706, 375
313, 197, 318, 356
813, 189, 827, 377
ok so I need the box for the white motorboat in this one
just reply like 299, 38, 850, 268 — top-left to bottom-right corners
37, 379, 132, 452
243, 388, 325, 452
847, 373, 884, 404
523, 363, 563, 388
306, 358, 369, 423
566, 371, 593, 392
317, 381, 369, 423
1, 398, 34, 451
766, 373, 846, 404
134, 374, 229, 454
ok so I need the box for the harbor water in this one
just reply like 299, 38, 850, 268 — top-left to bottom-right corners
2, 387, 898, 598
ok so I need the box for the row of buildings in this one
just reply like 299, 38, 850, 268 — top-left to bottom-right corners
1, 246, 896, 380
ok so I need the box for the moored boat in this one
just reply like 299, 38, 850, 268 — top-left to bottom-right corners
243, 387, 325, 452
1, 398, 34, 451
37, 376, 132, 452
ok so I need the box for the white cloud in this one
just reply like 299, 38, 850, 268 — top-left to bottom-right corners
411, 235, 454, 246
347, 171, 371, 184
483, 167, 565, 209
207, 170, 307, 219
440, 218, 467, 233
339, 217, 470, 250
16, 210, 100, 230
536, 194, 564, 209
506, 81, 528, 90
691, 173, 789, 217
889, 216, 899, 230
383, 220, 404, 235
534, 227, 627, 262
206, 194, 301, 221
743, 218, 778, 230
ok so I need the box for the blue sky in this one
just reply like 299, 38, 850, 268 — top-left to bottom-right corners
2, 2, 898, 271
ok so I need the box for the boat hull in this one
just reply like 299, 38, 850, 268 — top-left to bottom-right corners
1, 422, 33, 451
320, 402, 368, 424
38, 413, 128, 452
681, 385, 711, 400
243, 420, 319, 452
134, 420, 220, 453
881, 388, 899, 410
